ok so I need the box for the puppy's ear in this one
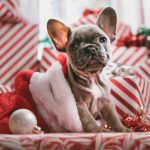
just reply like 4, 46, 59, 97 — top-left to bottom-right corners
96, 7, 117, 42
47, 19, 71, 52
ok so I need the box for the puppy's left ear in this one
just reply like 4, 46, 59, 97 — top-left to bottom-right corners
96, 7, 117, 42
47, 19, 71, 52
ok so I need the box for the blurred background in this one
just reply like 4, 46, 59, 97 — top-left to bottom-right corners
1, 0, 150, 87
39, 0, 150, 35
0, 0, 149, 117
17, 0, 150, 38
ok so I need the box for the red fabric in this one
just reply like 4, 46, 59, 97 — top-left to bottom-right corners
14, 69, 49, 133
57, 52, 68, 76
15, 69, 36, 108
0, 92, 35, 133
0, 70, 50, 133
0, 53, 67, 134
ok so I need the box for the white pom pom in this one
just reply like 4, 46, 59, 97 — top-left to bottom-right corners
9, 109, 37, 134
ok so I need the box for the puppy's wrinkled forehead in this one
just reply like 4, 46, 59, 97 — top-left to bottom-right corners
70, 25, 107, 43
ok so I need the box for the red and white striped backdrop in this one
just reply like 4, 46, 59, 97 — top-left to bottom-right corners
0, 133, 150, 150
0, 22, 39, 88
40, 46, 58, 72
111, 46, 150, 114
135, 60, 150, 114
137, 77, 150, 114
135, 59, 150, 81
0, 85, 11, 94
0, 0, 20, 22
110, 76, 144, 117
112, 46, 149, 67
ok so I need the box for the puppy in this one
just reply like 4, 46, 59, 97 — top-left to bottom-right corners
47, 7, 131, 132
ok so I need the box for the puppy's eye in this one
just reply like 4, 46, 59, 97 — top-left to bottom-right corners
99, 37, 107, 43
70, 44, 78, 50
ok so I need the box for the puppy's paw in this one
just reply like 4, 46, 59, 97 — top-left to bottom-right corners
91, 127, 110, 132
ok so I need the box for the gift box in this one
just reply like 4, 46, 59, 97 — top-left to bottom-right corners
0, 21, 39, 88
39, 46, 58, 72
1, 3, 150, 149
0, 0, 39, 89
0, 132, 150, 149
0, 0, 20, 22
112, 46, 149, 67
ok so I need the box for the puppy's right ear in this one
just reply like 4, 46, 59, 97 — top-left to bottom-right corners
47, 19, 71, 52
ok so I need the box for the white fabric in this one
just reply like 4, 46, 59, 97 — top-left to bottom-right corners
29, 61, 83, 132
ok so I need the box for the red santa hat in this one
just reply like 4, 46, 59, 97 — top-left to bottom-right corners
0, 53, 67, 134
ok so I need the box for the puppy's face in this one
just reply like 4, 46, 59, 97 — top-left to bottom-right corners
67, 25, 111, 74
47, 7, 117, 75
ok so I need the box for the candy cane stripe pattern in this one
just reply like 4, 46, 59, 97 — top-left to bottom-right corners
0, 133, 150, 149
110, 76, 142, 117
0, 0, 20, 22
0, 22, 39, 88
135, 59, 150, 80
40, 47, 58, 72
0, 85, 11, 94
112, 46, 149, 67
135, 60, 150, 113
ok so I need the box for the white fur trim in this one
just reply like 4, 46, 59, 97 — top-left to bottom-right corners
29, 61, 83, 132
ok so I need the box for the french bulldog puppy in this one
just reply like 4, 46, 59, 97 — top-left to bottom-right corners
47, 7, 131, 132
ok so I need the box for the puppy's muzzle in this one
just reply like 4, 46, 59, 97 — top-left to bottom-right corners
81, 45, 105, 59
86, 46, 97, 56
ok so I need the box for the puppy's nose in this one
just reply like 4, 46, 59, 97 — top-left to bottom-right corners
87, 47, 96, 55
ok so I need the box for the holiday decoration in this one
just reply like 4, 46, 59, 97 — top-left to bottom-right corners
1, 52, 149, 134
116, 26, 150, 48
138, 26, 150, 36
0, 2, 150, 149
0, 87, 49, 134
30, 61, 83, 132
9, 109, 38, 134
0, 0, 20, 22
32, 126, 44, 134
116, 34, 150, 47
112, 45, 149, 67
122, 108, 150, 132
0, 22, 39, 88
0, 133, 150, 149
39, 47, 58, 72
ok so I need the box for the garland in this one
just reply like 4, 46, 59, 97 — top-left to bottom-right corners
116, 26, 150, 48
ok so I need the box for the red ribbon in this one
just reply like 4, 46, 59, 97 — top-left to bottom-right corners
83, 9, 101, 17
116, 33, 148, 47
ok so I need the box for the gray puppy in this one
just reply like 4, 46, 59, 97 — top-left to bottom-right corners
47, 7, 131, 132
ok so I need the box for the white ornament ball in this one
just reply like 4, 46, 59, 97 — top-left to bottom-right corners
9, 109, 37, 134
